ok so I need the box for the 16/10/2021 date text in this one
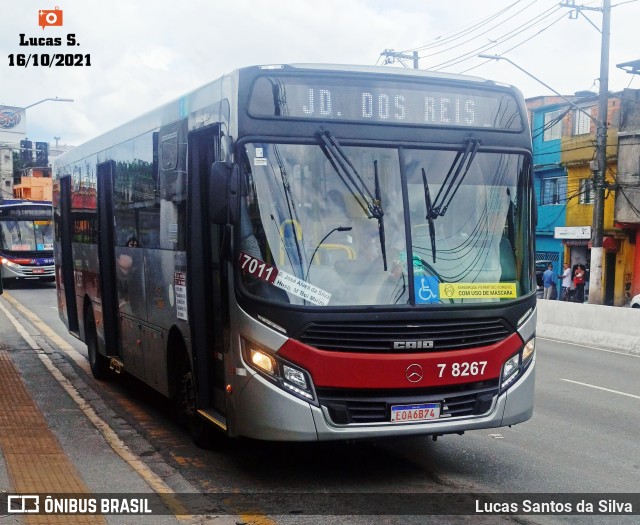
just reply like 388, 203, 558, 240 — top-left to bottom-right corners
8, 54, 91, 67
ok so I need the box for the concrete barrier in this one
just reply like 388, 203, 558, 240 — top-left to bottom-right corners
536, 299, 640, 355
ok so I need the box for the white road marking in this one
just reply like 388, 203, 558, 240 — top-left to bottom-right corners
538, 336, 640, 358
560, 378, 640, 400
2, 291, 92, 374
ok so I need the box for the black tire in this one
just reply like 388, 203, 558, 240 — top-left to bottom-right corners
86, 307, 110, 380
176, 355, 218, 448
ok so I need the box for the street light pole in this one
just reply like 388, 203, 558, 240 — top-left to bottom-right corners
478, 54, 597, 122
21, 97, 74, 110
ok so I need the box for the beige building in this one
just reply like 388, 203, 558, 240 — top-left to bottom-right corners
13, 167, 52, 201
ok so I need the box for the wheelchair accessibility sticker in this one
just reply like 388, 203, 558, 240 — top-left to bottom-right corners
414, 276, 440, 304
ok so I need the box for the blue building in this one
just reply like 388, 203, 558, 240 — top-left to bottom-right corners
527, 97, 569, 281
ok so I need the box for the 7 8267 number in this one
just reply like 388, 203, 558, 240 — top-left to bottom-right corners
437, 361, 487, 378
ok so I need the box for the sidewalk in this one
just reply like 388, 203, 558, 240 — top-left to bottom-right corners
0, 295, 223, 525
0, 344, 108, 525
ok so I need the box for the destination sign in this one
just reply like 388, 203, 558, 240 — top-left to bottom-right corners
248, 75, 523, 130
0, 207, 51, 218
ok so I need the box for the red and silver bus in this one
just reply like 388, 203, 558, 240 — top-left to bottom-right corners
0, 200, 55, 285
54, 64, 536, 444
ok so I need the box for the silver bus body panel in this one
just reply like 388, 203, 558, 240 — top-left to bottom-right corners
234, 371, 319, 441
116, 248, 190, 395
517, 306, 537, 344
502, 354, 536, 426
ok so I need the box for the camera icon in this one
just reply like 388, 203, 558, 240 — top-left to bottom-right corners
38, 7, 63, 29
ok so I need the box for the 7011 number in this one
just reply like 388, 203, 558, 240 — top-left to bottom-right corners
239, 252, 277, 283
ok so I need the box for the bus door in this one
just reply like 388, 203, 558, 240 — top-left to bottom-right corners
97, 160, 121, 360
58, 175, 79, 334
187, 126, 227, 416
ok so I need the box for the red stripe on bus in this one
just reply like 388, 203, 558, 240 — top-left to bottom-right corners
277, 333, 523, 389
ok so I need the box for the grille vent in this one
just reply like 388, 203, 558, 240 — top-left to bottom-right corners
299, 318, 511, 353
317, 381, 499, 424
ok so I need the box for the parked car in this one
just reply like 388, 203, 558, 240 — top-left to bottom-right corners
535, 260, 552, 298
631, 294, 640, 308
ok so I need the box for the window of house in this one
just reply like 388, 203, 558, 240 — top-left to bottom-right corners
543, 109, 563, 141
573, 107, 593, 135
579, 178, 593, 204
540, 177, 567, 205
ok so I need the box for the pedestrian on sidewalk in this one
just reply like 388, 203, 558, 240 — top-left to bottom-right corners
558, 262, 572, 301
542, 263, 556, 300
573, 264, 586, 303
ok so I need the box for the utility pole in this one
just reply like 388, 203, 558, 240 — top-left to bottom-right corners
380, 49, 419, 69
559, 0, 611, 304
590, 0, 611, 305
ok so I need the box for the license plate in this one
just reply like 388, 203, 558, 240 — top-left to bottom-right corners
390, 403, 440, 423
32, 268, 45, 274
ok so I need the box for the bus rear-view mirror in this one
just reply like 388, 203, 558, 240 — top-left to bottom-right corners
209, 161, 239, 225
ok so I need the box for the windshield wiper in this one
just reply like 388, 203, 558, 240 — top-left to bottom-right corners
373, 159, 387, 271
317, 130, 383, 220
421, 167, 437, 263
429, 137, 480, 218
273, 145, 305, 272
420, 138, 481, 263
317, 130, 387, 270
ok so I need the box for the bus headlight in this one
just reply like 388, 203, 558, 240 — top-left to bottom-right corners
522, 338, 535, 363
501, 337, 535, 392
241, 338, 317, 404
1, 258, 19, 268
501, 353, 520, 389
283, 364, 308, 390
249, 348, 276, 375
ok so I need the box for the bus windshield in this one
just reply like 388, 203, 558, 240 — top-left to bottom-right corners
238, 141, 531, 307
0, 218, 54, 252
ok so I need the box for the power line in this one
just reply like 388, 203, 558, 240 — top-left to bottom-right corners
411, 0, 542, 59
379, 1, 565, 72
459, 10, 567, 74
428, 5, 564, 72
399, 0, 529, 54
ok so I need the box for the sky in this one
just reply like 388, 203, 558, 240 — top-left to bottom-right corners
1, 0, 639, 147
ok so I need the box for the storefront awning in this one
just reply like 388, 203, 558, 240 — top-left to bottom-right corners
563, 239, 589, 247
586, 236, 618, 251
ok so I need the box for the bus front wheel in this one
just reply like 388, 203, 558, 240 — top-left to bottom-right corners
177, 355, 218, 448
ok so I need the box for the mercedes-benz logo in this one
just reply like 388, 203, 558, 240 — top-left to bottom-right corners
405, 364, 424, 383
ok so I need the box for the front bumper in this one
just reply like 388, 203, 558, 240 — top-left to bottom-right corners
233, 353, 535, 441
2, 264, 55, 280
